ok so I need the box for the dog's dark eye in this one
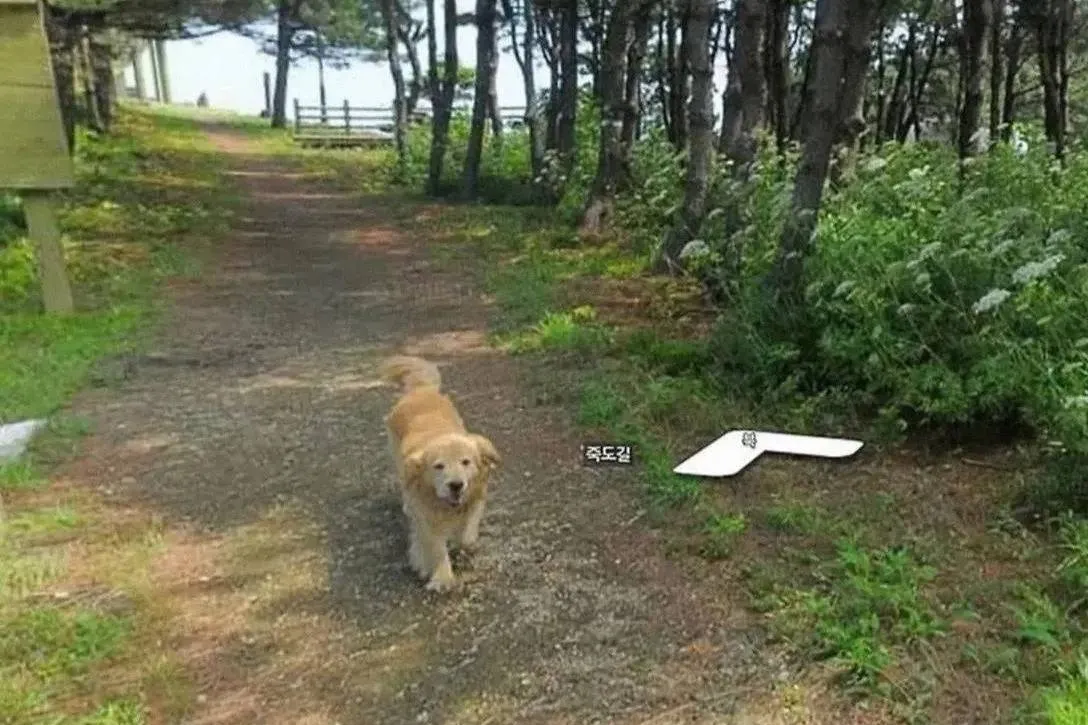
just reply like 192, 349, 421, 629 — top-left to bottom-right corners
434, 462, 445, 470
461, 458, 470, 466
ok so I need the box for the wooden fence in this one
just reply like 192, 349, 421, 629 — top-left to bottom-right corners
291, 99, 528, 147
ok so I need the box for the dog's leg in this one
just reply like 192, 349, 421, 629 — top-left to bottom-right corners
418, 528, 455, 592
407, 523, 426, 576
458, 498, 486, 553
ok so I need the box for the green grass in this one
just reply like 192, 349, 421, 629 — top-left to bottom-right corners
0, 107, 231, 424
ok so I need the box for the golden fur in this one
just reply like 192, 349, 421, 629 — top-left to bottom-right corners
381, 355, 501, 592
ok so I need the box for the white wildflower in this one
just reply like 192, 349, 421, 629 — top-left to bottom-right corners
1012, 254, 1065, 285
833, 280, 856, 298
918, 242, 942, 259
864, 157, 889, 173
678, 240, 710, 261
972, 288, 1012, 314
908, 166, 929, 180
989, 239, 1016, 257
1047, 229, 1073, 246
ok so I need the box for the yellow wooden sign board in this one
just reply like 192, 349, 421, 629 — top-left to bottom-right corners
0, 0, 75, 189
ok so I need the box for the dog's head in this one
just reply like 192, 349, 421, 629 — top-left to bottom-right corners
405, 433, 501, 507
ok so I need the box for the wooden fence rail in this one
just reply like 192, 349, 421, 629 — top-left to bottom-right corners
291, 98, 528, 147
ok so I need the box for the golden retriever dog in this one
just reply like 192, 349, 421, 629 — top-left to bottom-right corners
381, 355, 501, 592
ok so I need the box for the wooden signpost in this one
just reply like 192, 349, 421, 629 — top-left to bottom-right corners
0, 0, 75, 313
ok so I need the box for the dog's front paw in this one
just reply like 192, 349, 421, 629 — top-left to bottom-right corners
424, 573, 456, 593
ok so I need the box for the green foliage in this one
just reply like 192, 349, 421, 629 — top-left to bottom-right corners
699, 510, 747, 559
0, 193, 24, 248
772, 539, 943, 694
714, 132, 1088, 464
502, 305, 613, 354
1035, 655, 1088, 725
0, 110, 229, 422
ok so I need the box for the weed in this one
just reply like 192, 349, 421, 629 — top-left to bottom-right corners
774, 539, 943, 694
76, 699, 147, 725
699, 510, 747, 560
1034, 655, 1088, 725
503, 306, 613, 355
1009, 586, 1071, 654
765, 499, 830, 536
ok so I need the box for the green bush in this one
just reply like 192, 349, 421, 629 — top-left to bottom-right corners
713, 127, 1088, 458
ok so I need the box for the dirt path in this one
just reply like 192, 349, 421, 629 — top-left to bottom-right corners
63, 129, 784, 725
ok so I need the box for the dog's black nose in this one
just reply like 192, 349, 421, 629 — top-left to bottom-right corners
448, 481, 465, 495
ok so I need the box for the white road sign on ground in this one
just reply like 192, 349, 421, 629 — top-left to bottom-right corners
673, 430, 864, 478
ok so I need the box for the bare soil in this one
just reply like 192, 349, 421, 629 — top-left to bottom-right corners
55, 128, 818, 725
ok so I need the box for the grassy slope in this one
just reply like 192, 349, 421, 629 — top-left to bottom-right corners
0, 107, 234, 725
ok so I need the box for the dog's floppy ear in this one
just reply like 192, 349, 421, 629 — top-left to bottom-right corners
471, 434, 501, 469
404, 450, 426, 480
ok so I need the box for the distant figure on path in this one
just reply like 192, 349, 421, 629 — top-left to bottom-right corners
197, 92, 209, 108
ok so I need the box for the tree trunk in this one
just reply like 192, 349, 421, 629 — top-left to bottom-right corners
535, 6, 562, 151
147, 36, 162, 101
788, 42, 812, 139
380, 0, 409, 176
989, 0, 1005, 142
580, 2, 641, 234
829, 9, 874, 185
78, 26, 104, 132
767, 0, 876, 308
655, 0, 715, 272
621, 6, 653, 159
657, 12, 673, 139
131, 48, 146, 101
959, 0, 991, 160
502, 0, 546, 179
720, 0, 767, 168
487, 50, 503, 139
427, 0, 459, 195
154, 39, 171, 104
317, 45, 327, 122
89, 37, 114, 131
271, 0, 296, 128
462, 0, 498, 197
667, 4, 691, 149
426, 0, 439, 114
1001, 15, 1022, 141
1032, 0, 1070, 160
901, 25, 942, 142
765, 0, 790, 152
44, 11, 77, 153
395, 1, 424, 114
557, 0, 579, 166
880, 21, 914, 144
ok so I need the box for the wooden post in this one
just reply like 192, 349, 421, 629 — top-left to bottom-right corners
263, 71, 272, 116
293, 98, 301, 133
343, 99, 350, 134
0, 0, 77, 315
22, 191, 74, 313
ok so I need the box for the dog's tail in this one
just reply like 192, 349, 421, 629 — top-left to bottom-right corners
381, 355, 442, 393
